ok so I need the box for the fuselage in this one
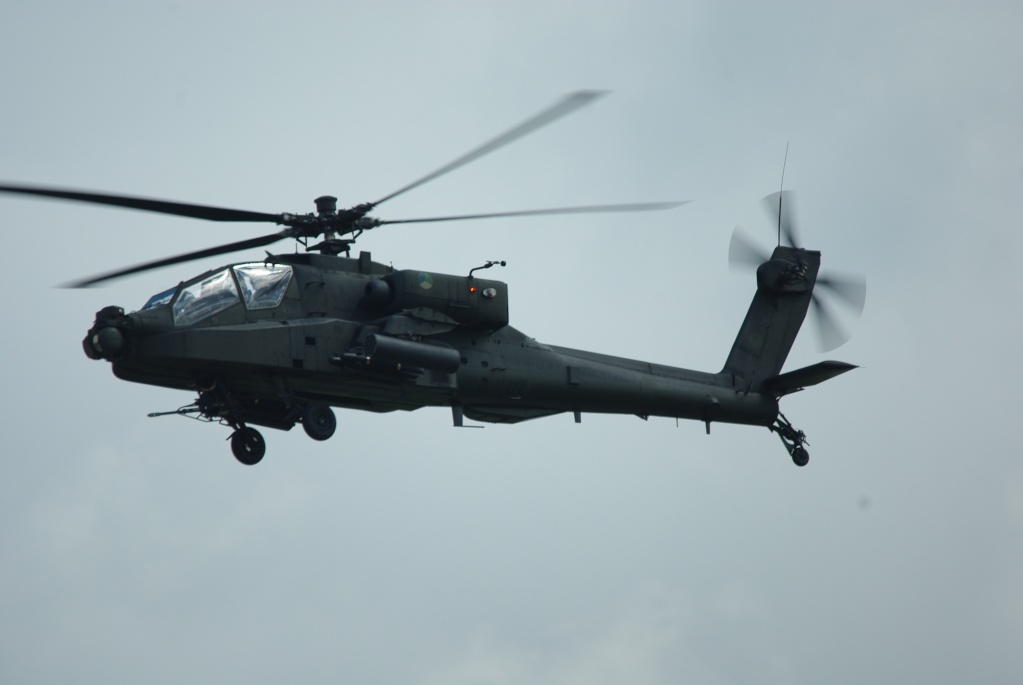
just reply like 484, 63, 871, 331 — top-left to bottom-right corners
87, 251, 778, 430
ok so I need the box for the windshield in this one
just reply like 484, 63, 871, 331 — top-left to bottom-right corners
172, 269, 240, 326
233, 263, 293, 310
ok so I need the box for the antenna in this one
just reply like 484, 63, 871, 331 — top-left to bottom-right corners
777, 142, 789, 246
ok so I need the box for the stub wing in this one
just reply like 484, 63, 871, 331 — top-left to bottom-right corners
761, 361, 857, 397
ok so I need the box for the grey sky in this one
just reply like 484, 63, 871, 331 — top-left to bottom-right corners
1, 1, 1021, 683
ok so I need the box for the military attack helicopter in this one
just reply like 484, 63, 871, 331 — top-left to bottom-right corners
0, 92, 864, 467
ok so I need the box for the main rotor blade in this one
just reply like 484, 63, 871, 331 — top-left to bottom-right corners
372, 91, 608, 207
728, 225, 770, 270
811, 292, 851, 352
65, 231, 288, 287
816, 272, 866, 315
761, 190, 799, 247
0, 183, 283, 223
372, 201, 687, 225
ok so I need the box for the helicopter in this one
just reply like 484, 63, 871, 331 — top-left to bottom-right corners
0, 91, 864, 467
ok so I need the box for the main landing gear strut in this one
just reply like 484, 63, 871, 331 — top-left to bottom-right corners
770, 413, 810, 467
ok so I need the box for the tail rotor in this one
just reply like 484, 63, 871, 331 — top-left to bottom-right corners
729, 191, 866, 352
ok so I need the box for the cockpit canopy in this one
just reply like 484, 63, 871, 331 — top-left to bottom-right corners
140, 263, 293, 326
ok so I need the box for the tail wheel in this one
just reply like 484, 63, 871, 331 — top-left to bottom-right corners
792, 447, 809, 467
302, 403, 337, 441
231, 427, 266, 465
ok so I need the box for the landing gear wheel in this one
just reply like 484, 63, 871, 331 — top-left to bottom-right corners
791, 447, 809, 467
771, 413, 811, 467
231, 427, 265, 465
302, 403, 336, 441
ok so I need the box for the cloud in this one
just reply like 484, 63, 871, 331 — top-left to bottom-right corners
424, 586, 714, 685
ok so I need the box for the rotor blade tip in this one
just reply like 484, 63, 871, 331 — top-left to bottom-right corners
570, 89, 610, 102
59, 278, 99, 289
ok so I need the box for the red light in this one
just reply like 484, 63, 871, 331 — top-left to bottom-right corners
469, 286, 477, 293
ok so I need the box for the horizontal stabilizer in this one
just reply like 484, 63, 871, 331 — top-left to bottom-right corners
761, 361, 857, 397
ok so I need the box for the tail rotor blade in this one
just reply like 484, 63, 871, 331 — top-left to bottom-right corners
729, 225, 770, 270
811, 292, 852, 352
816, 272, 866, 315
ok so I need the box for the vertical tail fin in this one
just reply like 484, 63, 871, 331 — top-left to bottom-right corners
722, 246, 820, 392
